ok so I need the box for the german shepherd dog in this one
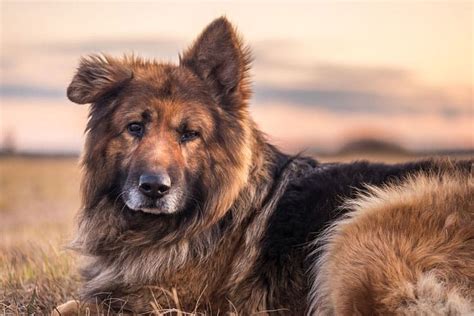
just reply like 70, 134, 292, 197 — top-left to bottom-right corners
58, 17, 473, 315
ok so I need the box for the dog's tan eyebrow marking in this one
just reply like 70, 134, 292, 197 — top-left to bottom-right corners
142, 110, 152, 122
176, 120, 191, 133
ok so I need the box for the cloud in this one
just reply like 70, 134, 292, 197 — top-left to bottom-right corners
43, 38, 186, 60
251, 48, 472, 117
254, 85, 471, 117
1, 38, 471, 119
254, 86, 401, 113
253, 56, 413, 91
0, 84, 65, 99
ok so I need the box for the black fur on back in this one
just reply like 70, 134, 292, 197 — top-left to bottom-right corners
250, 154, 472, 312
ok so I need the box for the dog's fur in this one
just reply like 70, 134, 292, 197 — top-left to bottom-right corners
310, 168, 473, 315
62, 17, 473, 314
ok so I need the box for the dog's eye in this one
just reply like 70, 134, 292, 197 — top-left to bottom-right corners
127, 122, 144, 137
180, 131, 199, 143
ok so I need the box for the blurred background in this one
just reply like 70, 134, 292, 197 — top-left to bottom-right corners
0, 1, 472, 313
1, 1, 473, 154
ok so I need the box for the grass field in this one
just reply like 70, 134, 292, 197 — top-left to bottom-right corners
0, 153, 471, 314
0, 157, 80, 315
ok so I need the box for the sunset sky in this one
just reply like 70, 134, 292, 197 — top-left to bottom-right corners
0, 1, 472, 153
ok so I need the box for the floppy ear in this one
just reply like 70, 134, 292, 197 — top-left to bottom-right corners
180, 17, 252, 111
67, 55, 133, 104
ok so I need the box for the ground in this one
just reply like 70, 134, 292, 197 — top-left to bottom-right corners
0, 157, 80, 315
0, 153, 471, 315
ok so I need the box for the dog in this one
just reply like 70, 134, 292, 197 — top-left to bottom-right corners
56, 17, 473, 315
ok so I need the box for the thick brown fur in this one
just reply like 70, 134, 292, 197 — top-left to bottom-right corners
310, 166, 474, 315
61, 16, 473, 315
67, 17, 284, 313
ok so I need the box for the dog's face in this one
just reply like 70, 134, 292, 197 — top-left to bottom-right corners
104, 71, 216, 215
68, 18, 252, 217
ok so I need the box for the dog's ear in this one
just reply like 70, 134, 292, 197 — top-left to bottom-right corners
67, 55, 133, 104
180, 17, 252, 111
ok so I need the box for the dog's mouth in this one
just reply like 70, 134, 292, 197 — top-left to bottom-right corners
133, 206, 172, 215
122, 186, 183, 215
124, 198, 173, 215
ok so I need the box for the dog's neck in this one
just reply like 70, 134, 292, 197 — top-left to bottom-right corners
229, 131, 291, 222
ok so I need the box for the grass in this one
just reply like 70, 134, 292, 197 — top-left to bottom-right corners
0, 157, 80, 315
1, 152, 470, 314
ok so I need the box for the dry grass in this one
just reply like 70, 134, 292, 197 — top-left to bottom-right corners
1, 153, 470, 314
0, 157, 81, 315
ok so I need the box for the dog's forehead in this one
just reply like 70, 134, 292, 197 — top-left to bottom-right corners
112, 63, 215, 124
129, 63, 209, 101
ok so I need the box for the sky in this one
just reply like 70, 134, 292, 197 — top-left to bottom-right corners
0, 1, 473, 153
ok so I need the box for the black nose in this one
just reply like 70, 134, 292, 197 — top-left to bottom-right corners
138, 172, 171, 198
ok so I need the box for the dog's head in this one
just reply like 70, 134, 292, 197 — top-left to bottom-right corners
68, 17, 253, 220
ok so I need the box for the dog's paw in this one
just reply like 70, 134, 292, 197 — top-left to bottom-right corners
51, 300, 80, 316
52, 300, 104, 316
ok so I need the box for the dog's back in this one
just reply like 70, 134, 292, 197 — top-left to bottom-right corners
310, 168, 474, 315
